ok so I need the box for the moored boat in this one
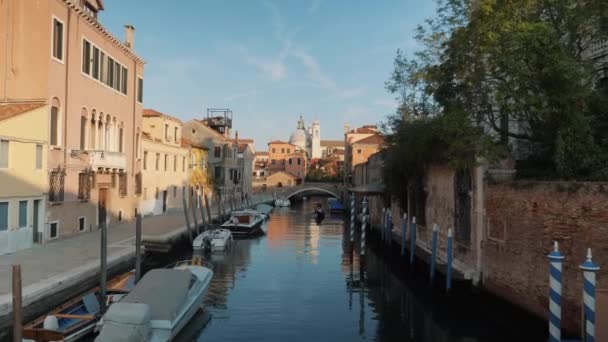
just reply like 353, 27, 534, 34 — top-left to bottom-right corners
95, 260, 213, 342
193, 228, 233, 253
327, 198, 345, 212
274, 198, 291, 207
22, 270, 135, 342
221, 210, 265, 236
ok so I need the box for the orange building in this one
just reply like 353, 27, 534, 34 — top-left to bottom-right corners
0, 0, 145, 240
268, 140, 306, 181
344, 125, 383, 185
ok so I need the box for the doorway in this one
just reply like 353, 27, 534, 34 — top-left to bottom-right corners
98, 188, 108, 227
162, 190, 168, 213
33, 199, 41, 243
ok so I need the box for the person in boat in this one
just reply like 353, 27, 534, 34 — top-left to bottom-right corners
314, 204, 325, 222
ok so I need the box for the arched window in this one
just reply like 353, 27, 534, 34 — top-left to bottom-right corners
50, 98, 61, 146
97, 112, 104, 150
90, 110, 97, 149
80, 108, 88, 150
104, 115, 111, 150
118, 121, 124, 153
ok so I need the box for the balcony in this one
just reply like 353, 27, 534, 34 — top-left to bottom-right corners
583, 39, 608, 61
72, 150, 127, 170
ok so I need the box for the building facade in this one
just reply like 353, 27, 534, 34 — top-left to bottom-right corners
0, 0, 145, 241
237, 143, 254, 196
0, 103, 48, 255
140, 109, 190, 216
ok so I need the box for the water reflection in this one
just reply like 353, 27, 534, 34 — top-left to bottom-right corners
148, 196, 544, 342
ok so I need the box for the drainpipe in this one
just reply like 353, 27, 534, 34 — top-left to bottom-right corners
63, 10, 72, 166
3, 0, 11, 101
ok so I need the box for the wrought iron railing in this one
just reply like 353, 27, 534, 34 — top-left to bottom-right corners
49, 167, 65, 202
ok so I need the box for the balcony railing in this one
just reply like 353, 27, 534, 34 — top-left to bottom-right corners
583, 39, 608, 60
73, 150, 127, 170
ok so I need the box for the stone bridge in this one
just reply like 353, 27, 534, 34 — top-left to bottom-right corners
277, 182, 345, 199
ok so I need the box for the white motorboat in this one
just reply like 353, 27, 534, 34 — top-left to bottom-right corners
221, 210, 264, 236
95, 261, 213, 342
192, 228, 233, 253
274, 198, 291, 207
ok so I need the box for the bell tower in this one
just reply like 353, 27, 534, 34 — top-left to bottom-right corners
311, 120, 321, 159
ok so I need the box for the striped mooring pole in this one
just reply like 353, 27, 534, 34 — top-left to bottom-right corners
580, 248, 600, 342
350, 193, 355, 243
360, 197, 368, 256
548, 241, 564, 342
409, 217, 417, 264
401, 213, 407, 256
430, 223, 438, 283
446, 228, 453, 292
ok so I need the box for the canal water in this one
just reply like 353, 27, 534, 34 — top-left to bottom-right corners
145, 196, 546, 342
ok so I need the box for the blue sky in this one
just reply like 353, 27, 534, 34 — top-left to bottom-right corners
101, 1, 436, 150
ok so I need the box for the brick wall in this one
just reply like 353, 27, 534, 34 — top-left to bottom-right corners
483, 181, 608, 332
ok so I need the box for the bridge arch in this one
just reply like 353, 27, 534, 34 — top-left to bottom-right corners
286, 187, 340, 199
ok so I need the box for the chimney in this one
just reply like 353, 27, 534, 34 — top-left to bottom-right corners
235, 131, 239, 144
124, 25, 135, 50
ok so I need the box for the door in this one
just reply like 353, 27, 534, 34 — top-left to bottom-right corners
162, 190, 168, 213
33, 200, 40, 243
98, 188, 108, 227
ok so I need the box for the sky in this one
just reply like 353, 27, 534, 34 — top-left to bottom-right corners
101, 0, 437, 150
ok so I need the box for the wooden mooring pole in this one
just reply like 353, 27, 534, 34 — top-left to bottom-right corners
135, 214, 142, 284
12, 264, 22, 342
182, 194, 194, 244
100, 222, 108, 315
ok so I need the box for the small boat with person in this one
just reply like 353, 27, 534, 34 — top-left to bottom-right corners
95, 260, 213, 342
314, 203, 325, 224
221, 210, 265, 236
192, 228, 233, 253
22, 270, 135, 342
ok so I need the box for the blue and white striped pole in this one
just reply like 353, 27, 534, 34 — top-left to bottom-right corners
350, 193, 355, 243
430, 223, 438, 283
360, 197, 368, 256
401, 213, 407, 256
409, 216, 417, 264
446, 228, 453, 292
580, 248, 600, 342
548, 241, 564, 342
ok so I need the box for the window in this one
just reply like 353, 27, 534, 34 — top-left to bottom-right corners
50, 106, 59, 146
143, 188, 147, 200
80, 116, 87, 150
82, 39, 91, 74
214, 166, 222, 179
100, 51, 106, 83
155, 187, 159, 199
137, 77, 143, 103
0, 140, 8, 168
164, 154, 168, 171
173, 186, 177, 197
214, 146, 221, 158
19, 201, 27, 228
35, 144, 42, 169
49, 222, 58, 239
121, 66, 128, 95
143, 151, 148, 170
52, 18, 64, 61
182, 156, 186, 172
78, 217, 85, 231
165, 124, 169, 140
271, 159, 276, 165
107, 57, 114, 87
0, 202, 7, 231
297, 158, 301, 165
135, 172, 142, 196
119, 127, 124, 152
113, 60, 120, 90
174, 127, 178, 142
92, 46, 100, 79
173, 155, 177, 172
287, 148, 291, 153
119, 172, 128, 197
155, 153, 160, 170
289, 158, 292, 165
281, 148, 285, 153
357, 149, 362, 154
272, 148, 276, 153
78, 171, 92, 200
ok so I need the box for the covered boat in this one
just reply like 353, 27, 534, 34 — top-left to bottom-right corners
192, 228, 233, 253
327, 198, 345, 212
221, 210, 264, 236
23, 271, 135, 342
95, 262, 213, 342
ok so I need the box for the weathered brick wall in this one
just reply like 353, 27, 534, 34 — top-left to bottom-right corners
483, 181, 608, 332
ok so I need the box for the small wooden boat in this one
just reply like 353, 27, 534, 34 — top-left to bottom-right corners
221, 210, 264, 236
22, 270, 135, 342
192, 228, 233, 253
95, 260, 213, 342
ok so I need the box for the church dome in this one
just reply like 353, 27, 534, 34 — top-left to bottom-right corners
288, 115, 311, 151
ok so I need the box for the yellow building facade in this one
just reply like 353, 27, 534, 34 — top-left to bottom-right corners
188, 145, 212, 196
0, 102, 48, 255
140, 110, 190, 216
